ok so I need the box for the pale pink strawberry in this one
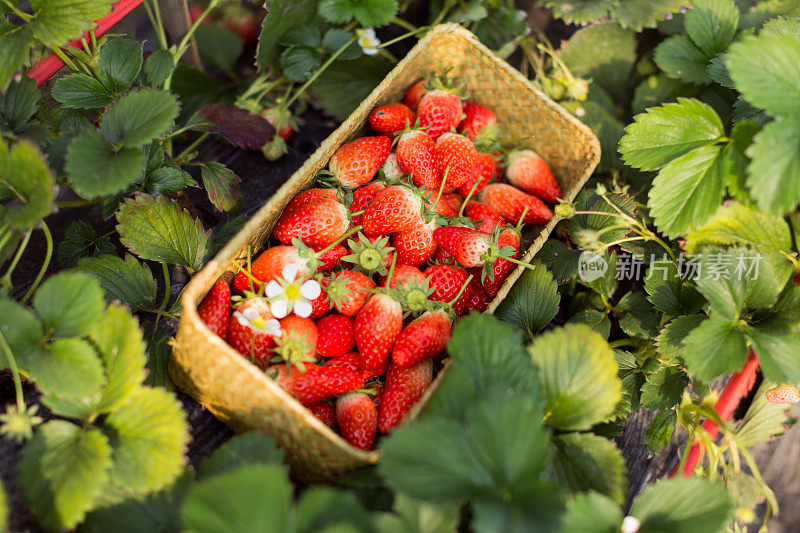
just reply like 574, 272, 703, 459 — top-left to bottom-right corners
765, 385, 800, 404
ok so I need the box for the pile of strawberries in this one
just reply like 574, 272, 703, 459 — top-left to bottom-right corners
197, 72, 562, 451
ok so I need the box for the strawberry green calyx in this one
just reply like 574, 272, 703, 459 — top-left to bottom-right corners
423, 69, 468, 99
272, 330, 315, 369
395, 277, 436, 315
342, 233, 394, 276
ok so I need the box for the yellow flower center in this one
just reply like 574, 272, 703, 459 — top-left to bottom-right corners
285, 284, 301, 300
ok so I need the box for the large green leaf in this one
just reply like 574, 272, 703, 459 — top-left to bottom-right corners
144, 50, 174, 88
256, 0, 317, 70
318, 0, 398, 27
181, 464, 292, 533
551, 432, 627, 505
0, 24, 34, 87
0, 77, 40, 131
656, 314, 707, 361
543, 0, 688, 30
292, 487, 375, 533
529, 324, 622, 431
726, 32, 800, 117
195, 24, 243, 73
26, 338, 105, 399
734, 382, 793, 447
0, 139, 55, 230
104, 386, 187, 496
654, 34, 711, 85
98, 38, 143, 93
89, 303, 148, 413
558, 22, 636, 101
78, 254, 157, 312
18, 421, 112, 531
116, 194, 212, 272
684, 201, 791, 254
29, 0, 113, 46
616, 291, 660, 339
644, 262, 705, 316
640, 364, 689, 411
0, 298, 46, 371
99, 89, 180, 148
683, 315, 747, 380
747, 326, 800, 384
684, 0, 739, 56
745, 118, 800, 215
647, 144, 727, 238
494, 262, 560, 342
631, 477, 733, 533
619, 98, 724, 171
198, 433, 284, 479
374, 494, 459, 533
568, 308, 611, 339
65, 130, 145, 199
33, 271, 106, 338
561, 492, 622, 533
56, 220, 116, 267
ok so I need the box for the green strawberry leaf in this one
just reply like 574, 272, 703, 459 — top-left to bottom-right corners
644, 261, 705, 316
65, 130, 145, 199
654, 34, 711, 85
198, 433, 284, 479
745, 118, 800, 216
631, 74, 699, 116
656, 314, 706, 361
321, 29, 361, 60
0, 139, 56, 230
293, 487, 375, 532
144, 50, 174, 88
256, 0, 317, 71
98, 37, 143, 94
746, 325, 800, 384
0, 298, 46, 370
0, 77, 41, 130
684, 0, 739, 57
615, 349, 660, 410
760, 16, 800, 37
99, 89, 180, 148
707, 53, 734, 89
33, 271, 106, 338
494, 262, 560, 342
530, 324, 622, 431
551, 432, 627, 505
195, 24, 243, 74
200, 161, 243, 212
734, 382, 794, 448
318, 0, 398, 27
56, 220, 116, 267
26, 338, 105, 399
645, 410, 677, 454
631, 477, 734, 532
542, 0, 687, 30
375, 494, 459, 533
311, 55, 393, 119
77, 254, 157, 312
142, 323, 173, 390
568, 309, 611, 339
561, 491, 622, 533
683, 315, 747, 381
280, 45, 323, 82
116, 194, 212, 272
616, 291, 660, 339
29, 0, 114, 47
684, 201, 791, 254
0, 24, 34, 87
640, 364, 689, 411
536, 240, 581, 283
569, 189, 637, 245
18, 421, 112, 531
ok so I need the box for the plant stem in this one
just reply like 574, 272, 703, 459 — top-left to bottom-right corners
0, 230, 31, 288
144, 0, 170, 51
286, 36, 358, 107
163, 0, 221, 90
152, 262, 172, 339
459, 173, 483, 217
21, 221, 52, 305
51, 47, 80, 72
174, 132, 210, 164
56, 198, 102, 208
2, 0, 31, 22
392, 17, 418, 32
0, 331, 25, 413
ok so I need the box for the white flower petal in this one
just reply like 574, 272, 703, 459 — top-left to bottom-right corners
242, 308, 260, 321
270, 298, 289, 319
621, 516, 641, 533
282, 263, 298, 282
233, 311, 249, 326
300, 279, 321, 300
294, 299, 312, 318
265, 280, 283, 299
264, 319, 282, 338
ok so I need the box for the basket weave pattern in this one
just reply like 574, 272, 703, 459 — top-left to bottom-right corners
171, 24, 600, 482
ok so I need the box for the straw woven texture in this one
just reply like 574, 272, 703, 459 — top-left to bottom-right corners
171, 23, 600, 482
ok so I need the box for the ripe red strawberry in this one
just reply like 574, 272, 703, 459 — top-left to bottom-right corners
392, 309, 452, 368
418, 87, 463, 140
423, 189, 458, 217
270, 363, 363, 406
329, 136, 391, 189
362, 185, 423, 235
424, 265, 470, 316
316, 314, 355, 358
261, 107, 296, 142
464, 274, 489, 312
309, 401, 336, 429
457, 152, 497, 197
286, 188, 338, 214
403, 79, 427, 110
458, 101, 497, 141
479, 183, 553, 226
336, 391, 378, 450
274, 198, 350, 248
434, 246, 455, 265
464, 200, 505, 234
393, 221, 438, 268
378, 359, 433, 433
396, 129, 439, 191
308, 285, 332, 319
380, 264, 427, 289
367, 382, 383, 410
441, 192, 464, 213
381, 153, 404, 180
765, 385, 800, 404
436, 132, 476, 189
198, 280, 230, 338
350, 182, 385, 227
324, 270, 375, 316
316, 244, 347, 272
274, 315, 318, 365
482, 228, 521, 298
355, 293, 403, 373
325, 351, 363, 374
233, 245, 310, 293
369, 103, 415, 135
222, 8, 258, 43
228, 298, 280, 367
505, 149, 562, 203
433, 226, 490, 268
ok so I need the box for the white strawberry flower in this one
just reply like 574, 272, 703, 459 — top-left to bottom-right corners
621, 516, 641, 533
265, 263, 321, 318
357, 28, 380, 55
232, 298, 282, 337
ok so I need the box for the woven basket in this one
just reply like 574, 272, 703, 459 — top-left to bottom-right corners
171, 23, 600, 482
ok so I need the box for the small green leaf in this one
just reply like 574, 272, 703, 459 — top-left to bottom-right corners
143, 323, 173, 390
280, 45, 322, 82
195, 24, 244, 73
647, 144, 726, 238
745, 118, 800, 216
181, 464, 292, 532
569, 190, 637, 245
318, 0, 398, 27
311, 56, 393, 119
18, 420, 112, 531
656, 314, 705, 361
644, 261, 705, 316
65, 130, 145, 199
56, 220, 116, 267
472, 7, 530, 56
706, 53, 734, 89
654, 34, 711, 85
631, 477, 734, 533
144, 49, 174, 87
645, 410, 677, 454
561, 492, 622, 533
0, 478, 6, 532
551, 432, 627, 505
201, 161, 243, 212
33, 271, 105, 338
77, 254, 157, 311
494, 262, 560, 342
530, 324, 622, 431
99, 38, 143, 93
0, 139, 55, 230
761, 16, 800, 37
256, 0, 317, 70
641, 364, 689, 410
105, 386, 187, 495
0, 77, 41, 130
536, 240, 581, 283
616, 291, 660, 339
734, 382, 793, 447
375, 494, 459, 533
29, 0, 114, 46
99, 89, 180, 148
542, 0, 687, 30
0, 24, 34, 87
116, 194, 212, 272
27, 338, 104, 399
726, 32, 800, 117
747, 326, 800, 384
568, 308, 611, 339
619, 98, 723, 171
584, 251, 618, 300
90, 303, 148, 413
280, 26, 321, 47
685, 201, 792, 254
198, 433, 284, 479
0, 298, 45, 369
684, 0, 739, 56
683, 315, 747, 380
321, 29, 361, 60
143, 166, 196, 196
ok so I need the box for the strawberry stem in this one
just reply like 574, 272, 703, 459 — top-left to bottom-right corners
317, 225, 363, 256
430, 168, 448, 212
385, 252, 398, 285
458, 173, 483, 217
447, 274, 473, 306
515, 206, 530, 231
